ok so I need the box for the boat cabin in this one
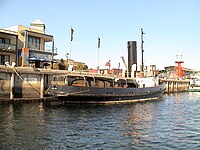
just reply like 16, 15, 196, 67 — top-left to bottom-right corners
52, 74, 138, 88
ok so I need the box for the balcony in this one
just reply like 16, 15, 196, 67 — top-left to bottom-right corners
27, 42, 57, 55
0, 43, 16, 52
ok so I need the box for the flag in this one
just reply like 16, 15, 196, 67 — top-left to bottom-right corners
98, 37, 100, 48
71, 27, 74, 41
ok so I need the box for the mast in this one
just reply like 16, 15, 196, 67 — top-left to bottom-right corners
70, 27, 74, 59
141, 28, 145, 72
97, 37, 100, 72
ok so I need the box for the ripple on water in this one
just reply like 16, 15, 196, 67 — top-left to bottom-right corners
0, 93, 200, 149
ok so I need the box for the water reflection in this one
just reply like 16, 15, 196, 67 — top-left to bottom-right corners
121, 93, 200, 149
122, 101, 160, 147
0, 93, 200, 149
1, 105, 14, 146
0, 103, 47, 149
188, 92, 200, 100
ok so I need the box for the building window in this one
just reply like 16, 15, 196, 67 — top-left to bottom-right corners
0, 55, 10, 65
27, 36, 40, 50
0, 37, 11, 44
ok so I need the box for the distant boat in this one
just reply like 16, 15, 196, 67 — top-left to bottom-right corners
45, 74, 165, 104
188, 76, 200, 92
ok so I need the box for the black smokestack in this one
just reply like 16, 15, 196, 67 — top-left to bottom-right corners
127, 41, 137, 75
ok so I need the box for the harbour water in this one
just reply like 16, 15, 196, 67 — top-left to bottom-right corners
0, 92, 200, 149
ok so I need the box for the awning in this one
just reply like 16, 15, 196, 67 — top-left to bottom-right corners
21, 30, 53, 42
27, 57, 40, 61
27, 57, 57, 63
49, 59, 57, 63
39, 58, 49, 62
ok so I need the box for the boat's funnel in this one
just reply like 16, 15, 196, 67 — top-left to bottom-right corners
127, 41, 137, 77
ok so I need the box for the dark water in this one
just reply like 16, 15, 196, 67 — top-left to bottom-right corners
1, 93, 200, 149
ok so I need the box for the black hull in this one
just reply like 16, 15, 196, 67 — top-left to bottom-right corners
58, 91, 163, 104
46, 85, 165, 104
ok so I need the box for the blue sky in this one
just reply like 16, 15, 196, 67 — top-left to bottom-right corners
1, 0, 200, 70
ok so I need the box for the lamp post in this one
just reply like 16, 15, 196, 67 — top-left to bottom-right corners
65, 53, 69, 70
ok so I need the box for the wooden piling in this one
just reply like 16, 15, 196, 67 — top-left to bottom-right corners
160, 79, 190, 93
10, 73, 14, 99
40, 74, 44, 98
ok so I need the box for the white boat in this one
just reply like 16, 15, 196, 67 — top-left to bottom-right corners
188, 76, 200, 92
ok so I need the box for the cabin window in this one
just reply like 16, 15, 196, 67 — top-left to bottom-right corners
143, 84, 145, 88
52, 76, 58, 81
129, 92, 135, 94
106, 92, 114, 94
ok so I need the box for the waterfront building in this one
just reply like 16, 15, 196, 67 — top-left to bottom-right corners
0, 29, 18, 66
54, 58, 87, 71
2, 19, 57, 67
163, 66, 192, 79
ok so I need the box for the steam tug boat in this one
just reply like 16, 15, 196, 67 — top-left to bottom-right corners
45, 74, 165, 104
45, 30, 165, 103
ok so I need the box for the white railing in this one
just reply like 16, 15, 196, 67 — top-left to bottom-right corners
27, 42, 57, 54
